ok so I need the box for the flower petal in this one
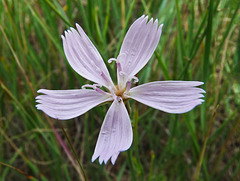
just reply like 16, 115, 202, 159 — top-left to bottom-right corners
36, 89, 113, 120
118, 15, 163, 79
91, 99, 133, 165
128, 81, 205, 114
62, 24, 114, 88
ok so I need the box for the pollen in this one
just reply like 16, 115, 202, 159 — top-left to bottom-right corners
115, 86, 126, 98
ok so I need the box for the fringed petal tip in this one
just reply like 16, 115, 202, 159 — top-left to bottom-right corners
35, 104, 40, 109
195, 81, 206, 93
128, 81, 206, 114
197, 81, 204, 86
35, 89, 113, 120
91, 100, 133, 165
118, 15, 164, 81
201, 89, 206, 94
140, 14, 163, 28
92, 151, 121, 165
37, 89, 45, 94
61, 23, 114, 88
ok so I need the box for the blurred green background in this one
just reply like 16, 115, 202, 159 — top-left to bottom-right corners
0, 0, 240, 180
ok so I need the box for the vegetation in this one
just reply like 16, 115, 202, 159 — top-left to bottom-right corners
0, 0, 240, 180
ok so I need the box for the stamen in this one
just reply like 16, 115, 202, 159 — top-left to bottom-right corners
108, 58, 117, 63
108, 58, 122, 73
87, 58, 112, 86
95, 87, 107, 94
132, 76, 139, 83
116, 62, 122, 72
126, 81, 131, 92
81, 84, 102, 89
108, 86, 116, 97
108, 86, 122, 102
92, 64, 109, 83
117, 71, 127, 90
82, 84, 109, 95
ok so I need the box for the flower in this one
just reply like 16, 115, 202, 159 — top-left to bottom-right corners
36, 15, 205, 165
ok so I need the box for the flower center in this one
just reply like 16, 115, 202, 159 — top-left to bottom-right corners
115, 86, 126, 98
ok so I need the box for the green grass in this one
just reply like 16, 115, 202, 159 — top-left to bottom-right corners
1, 0, 240, 180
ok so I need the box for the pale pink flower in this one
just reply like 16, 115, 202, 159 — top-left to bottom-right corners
36, 15, 205, 164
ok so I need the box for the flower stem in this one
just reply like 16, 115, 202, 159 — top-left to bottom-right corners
133, 107, 145, 178
127, 150, 137, 181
